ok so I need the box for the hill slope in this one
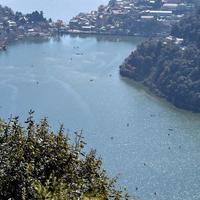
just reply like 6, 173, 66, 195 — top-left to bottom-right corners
120, 9, 200, 112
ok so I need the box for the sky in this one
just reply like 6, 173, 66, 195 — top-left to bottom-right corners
0, 0, 109, 21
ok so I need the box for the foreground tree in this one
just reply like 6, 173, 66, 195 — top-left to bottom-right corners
0, 111, 130, 200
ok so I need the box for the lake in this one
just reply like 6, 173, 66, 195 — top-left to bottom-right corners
0, 0, 200, 199
0, 35, 200, 200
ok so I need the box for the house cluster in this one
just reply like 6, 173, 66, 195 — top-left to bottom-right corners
0, 5, 68, 50
68, 0, 195, 36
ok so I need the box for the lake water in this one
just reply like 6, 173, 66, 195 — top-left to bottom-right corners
0, 35, 200, 200
0, 1, 200, 200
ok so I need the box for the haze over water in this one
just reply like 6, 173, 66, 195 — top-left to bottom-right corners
0, 0, 108, 21
0, 1, 200, 200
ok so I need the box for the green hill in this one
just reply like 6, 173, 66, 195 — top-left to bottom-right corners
120, 8, 200, 112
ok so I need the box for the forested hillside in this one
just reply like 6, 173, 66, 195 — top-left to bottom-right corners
171, 8, 200, 46
120, 8, 200, 112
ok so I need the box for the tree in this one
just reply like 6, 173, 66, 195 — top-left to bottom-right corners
153, 0, 163, 10
0, 111, 130, 200
120, 38, 200, 112
26, 11, 46, 23
171, 7, 200, 47
109, 0, 116, 7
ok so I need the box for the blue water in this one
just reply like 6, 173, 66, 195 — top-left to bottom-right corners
0, 35, 200, 200
0, 1, 200, 199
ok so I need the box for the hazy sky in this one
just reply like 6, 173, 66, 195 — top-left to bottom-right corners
0, 0, 108, 21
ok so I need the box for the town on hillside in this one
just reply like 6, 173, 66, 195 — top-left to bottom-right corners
0, 5, 68, 50
0, 0, 197, 50
68, 0, 195, 36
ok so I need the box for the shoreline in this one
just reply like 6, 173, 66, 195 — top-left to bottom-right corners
66, 29, 168, 37
120, 69, 200, 113
0, 29, 164, 51
0, 31, 156, 52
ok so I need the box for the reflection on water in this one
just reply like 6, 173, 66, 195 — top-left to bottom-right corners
68, 33, 144, 43
0, 35, 200, 200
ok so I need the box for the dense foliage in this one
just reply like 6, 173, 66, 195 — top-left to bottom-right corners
120, 40, 200, 111
171, 8, 200, 46
26, 11, 47, 23
0, 111, 130, 200
120, 8, 200, 112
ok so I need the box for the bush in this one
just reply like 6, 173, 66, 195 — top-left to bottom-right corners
0, 111, 130, 200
